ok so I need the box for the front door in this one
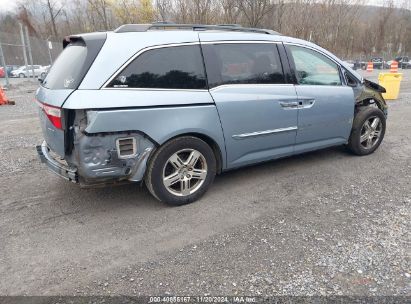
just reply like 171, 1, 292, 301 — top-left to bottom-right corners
285, 44, 355, 153
200, 40, 299, 169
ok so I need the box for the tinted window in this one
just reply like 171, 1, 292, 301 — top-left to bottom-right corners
108, 45, 207, 89
43, 43, 88, 90
289, 45, 341, 86
202, 43, 285, 88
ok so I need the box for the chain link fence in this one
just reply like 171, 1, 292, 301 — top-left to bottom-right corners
0, 31, 62, 66
0, 26, 62, 87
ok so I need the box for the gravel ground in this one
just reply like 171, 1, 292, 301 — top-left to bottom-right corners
0, 70, 410, 296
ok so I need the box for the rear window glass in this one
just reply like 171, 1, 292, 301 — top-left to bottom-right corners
42, 43, 87, 90
107, 45, 207, 90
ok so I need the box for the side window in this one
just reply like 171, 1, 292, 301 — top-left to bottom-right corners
202, 43, 285, 88
108, 45, 207, 89
288, 45, 342, 86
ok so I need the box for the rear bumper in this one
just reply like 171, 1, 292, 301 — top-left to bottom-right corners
36, 141, 78, 183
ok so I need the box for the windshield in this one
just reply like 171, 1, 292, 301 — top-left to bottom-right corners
42, 43, 87, 90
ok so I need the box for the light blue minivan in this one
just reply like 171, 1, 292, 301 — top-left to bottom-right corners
36, 24, 388, 205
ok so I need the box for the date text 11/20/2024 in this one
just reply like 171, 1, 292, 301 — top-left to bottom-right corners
148, 296, 257, 303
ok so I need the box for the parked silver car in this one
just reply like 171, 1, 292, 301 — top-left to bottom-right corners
36, 24, 388, 205
11, 65, 47, 78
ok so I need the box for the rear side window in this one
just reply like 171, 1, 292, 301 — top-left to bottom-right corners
288, 45, 342, 86
108, 45, 207, 89
202, 43, 285, 88
42, 43, 87, 90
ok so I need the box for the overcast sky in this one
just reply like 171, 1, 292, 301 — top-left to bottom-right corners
0, 0, 408, 13
0, 0, 17, 13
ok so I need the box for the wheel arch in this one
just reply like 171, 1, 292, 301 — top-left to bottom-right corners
355, 97, 387, 116
155, 132, 224, 174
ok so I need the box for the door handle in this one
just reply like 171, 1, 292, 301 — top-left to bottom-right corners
279, 101, 299, 109
298, 99, 315, 109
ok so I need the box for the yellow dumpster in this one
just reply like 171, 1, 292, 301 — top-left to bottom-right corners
378, 73, 402, 100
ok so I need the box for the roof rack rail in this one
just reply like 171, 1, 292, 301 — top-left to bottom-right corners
114, 23, 280, 35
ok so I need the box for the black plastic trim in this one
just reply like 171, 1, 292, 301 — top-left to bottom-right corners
277, 43, 294, 84
282, 44, 298, 84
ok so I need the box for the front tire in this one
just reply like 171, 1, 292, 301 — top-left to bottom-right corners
145, 136, 216, 206
347, 107, 386, 155
19, 73, 25, 78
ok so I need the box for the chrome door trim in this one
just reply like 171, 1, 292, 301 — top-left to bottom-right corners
209, 83, 294, 92
279, 100, 299, 109
101, 87, 209, 92
232, 126, 298, 140
201, 40, 281, 45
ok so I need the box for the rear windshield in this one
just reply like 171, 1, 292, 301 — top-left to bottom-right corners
42, 43, 87, 90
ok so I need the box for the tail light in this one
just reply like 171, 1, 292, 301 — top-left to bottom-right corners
36, 100, 63, 129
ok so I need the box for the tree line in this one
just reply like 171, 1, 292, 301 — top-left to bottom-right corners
0, 0, 410, 59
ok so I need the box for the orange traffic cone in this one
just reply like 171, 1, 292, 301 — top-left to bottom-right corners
366, 61, 373, 72
390, 60, 398, 73
0, 86, 10, 105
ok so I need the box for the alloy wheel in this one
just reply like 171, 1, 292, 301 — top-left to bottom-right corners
162, 149, 208, 197
360, 116, 382, 149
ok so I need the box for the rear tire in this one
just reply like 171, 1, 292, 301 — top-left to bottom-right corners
347, 107, 386, 156
145, 136, 216, 206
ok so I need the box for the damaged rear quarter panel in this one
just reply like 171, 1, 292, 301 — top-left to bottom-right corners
62, 88, 226, 184
72, 130, 155, 183
84, 105, 226, 159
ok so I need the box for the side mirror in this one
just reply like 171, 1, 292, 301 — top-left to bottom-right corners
345, 72, 357, 87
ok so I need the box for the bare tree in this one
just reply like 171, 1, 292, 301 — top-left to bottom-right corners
5, 0, 411, 60
45, 0, 63, 38
237, 0, 273, 27
156, 0, 174, 21
87, 0, 112, 30
220, 0, 241, 24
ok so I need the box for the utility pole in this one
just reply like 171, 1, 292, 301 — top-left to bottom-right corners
24, 26, 35, 81
19, 23, 29, 76
46, 38, 53, 65
0, 39, 10, 88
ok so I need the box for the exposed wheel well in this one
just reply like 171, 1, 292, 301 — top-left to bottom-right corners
356, 98, 383, 112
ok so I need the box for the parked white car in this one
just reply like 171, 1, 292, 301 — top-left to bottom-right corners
343, 60, 355, 69
10, 65, 47, 78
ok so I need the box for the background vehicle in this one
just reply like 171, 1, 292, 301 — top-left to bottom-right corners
10, 65, 44, 78
353, 59, 367, 70
0, 65, 21, 77
6, 65, 20, 77
344, 60, 355, 69
36, 24, 388, 206
371, 57, 384, 69
39, 65, 50, 78
386, 56, 410, 69
395, 56, 409, 69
